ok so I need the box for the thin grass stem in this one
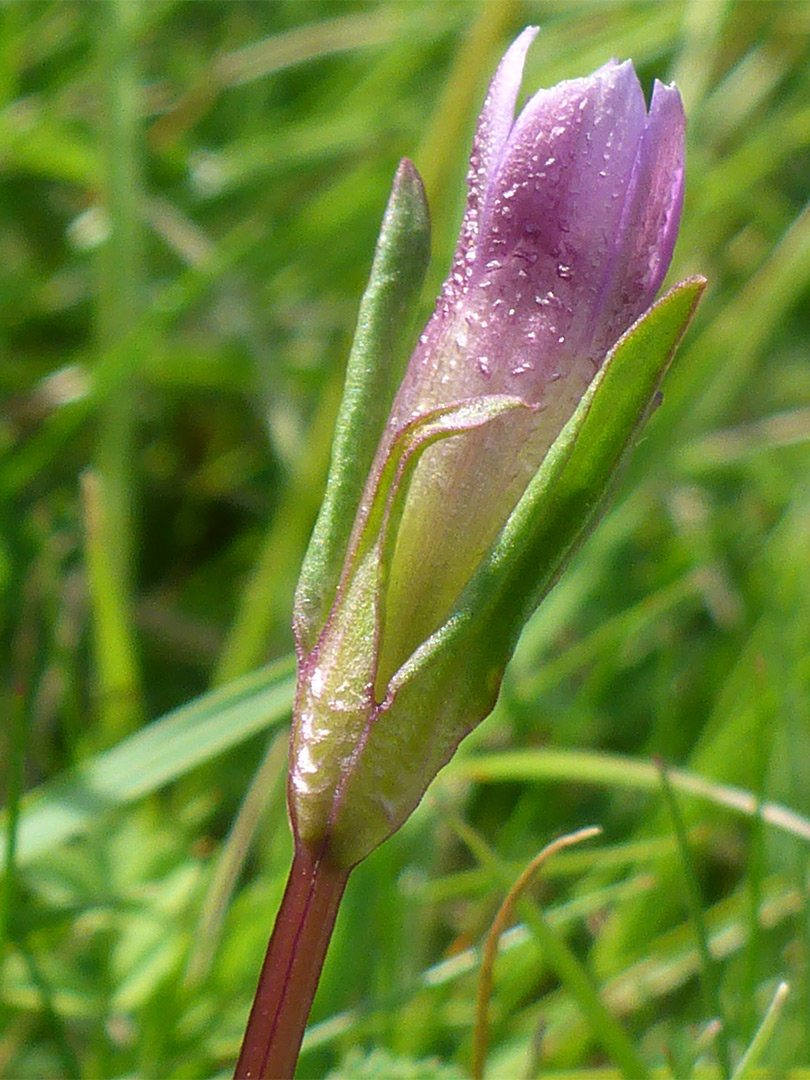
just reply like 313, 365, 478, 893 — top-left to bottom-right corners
93, 0, 145, 736
185, 730, 289, 987
731, 980, 790, 1080
0, 685, 25, 959
472, 826, 602, 1080
656, 758, 731, 1077
81, 471, 142, 737
453, 817, 647, 1080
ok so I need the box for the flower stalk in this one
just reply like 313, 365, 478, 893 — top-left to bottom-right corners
234, 844, 349, 1079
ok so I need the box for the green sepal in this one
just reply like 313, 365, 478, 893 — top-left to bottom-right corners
347, 394, 533, 609
290, 394, 533, 852
476, 275, 708, 645
319, 277, 706, 868
293, 160, 431, 656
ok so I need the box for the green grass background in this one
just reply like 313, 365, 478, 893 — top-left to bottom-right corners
2, 1, 810, 1077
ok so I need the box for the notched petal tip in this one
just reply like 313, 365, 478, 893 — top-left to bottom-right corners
650, 77, 684, 101
596, 56, 646, 113
648, 79, 686, 123
591, 56, 623, 75
639, 79, 686, 280
642, 79, 686, 178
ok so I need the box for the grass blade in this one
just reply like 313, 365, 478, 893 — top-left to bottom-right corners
731, 980, 790, 1080
657, 759, 730, 1076
0, 656, 295, 870
452, 749, 810, 845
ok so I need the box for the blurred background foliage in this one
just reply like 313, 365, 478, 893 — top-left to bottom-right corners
1, 1, 810, 1077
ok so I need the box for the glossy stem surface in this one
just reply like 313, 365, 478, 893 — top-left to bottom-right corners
234, 843, 350, 1079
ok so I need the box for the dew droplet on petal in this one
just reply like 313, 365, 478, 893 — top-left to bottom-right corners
511, 359, 534, 376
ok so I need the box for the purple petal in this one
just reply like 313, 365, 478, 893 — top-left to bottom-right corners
590, 79, 686, 356
471, 60, 648, 388
450, 27, 539, 295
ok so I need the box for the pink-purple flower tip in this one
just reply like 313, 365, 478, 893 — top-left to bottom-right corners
392, 30, 685, 423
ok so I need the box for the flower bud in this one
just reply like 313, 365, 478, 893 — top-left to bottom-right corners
380, 29, 686, 677
290, 29, 704, 869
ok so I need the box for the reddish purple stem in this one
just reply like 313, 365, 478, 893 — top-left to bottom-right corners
234, 843, 350, 1079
